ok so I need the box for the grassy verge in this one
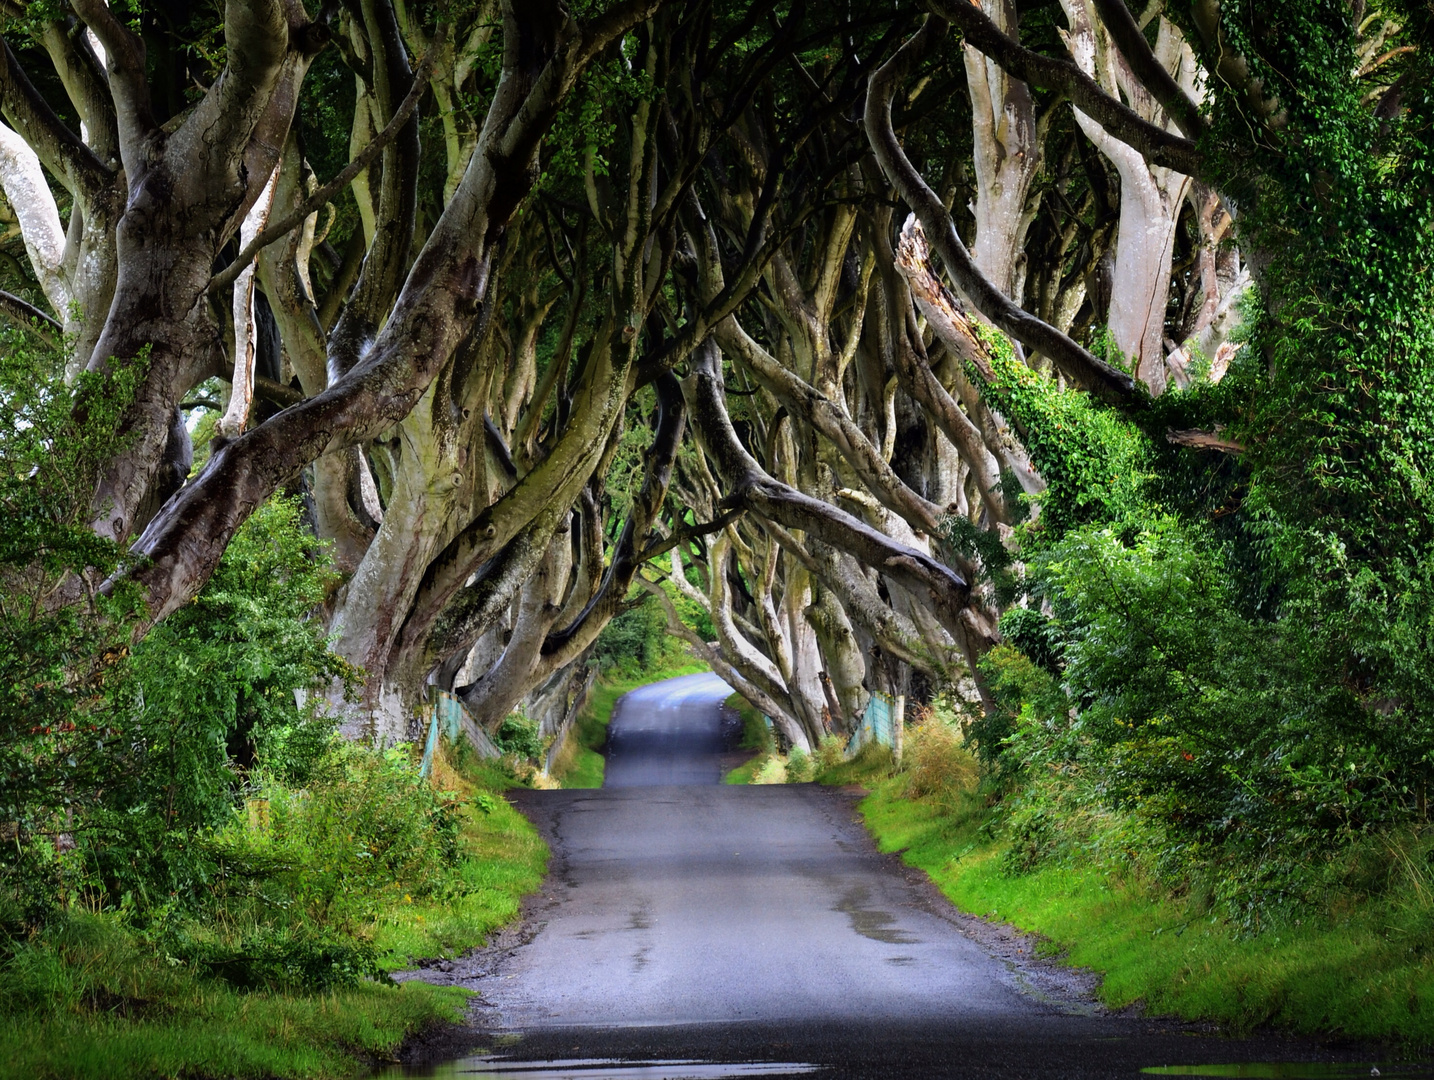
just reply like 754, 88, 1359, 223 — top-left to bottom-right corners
551, 660, 710, 788
721, 693, 773, 784
833, 724, 1434, 1044
0, 743, 547, 1080
722, 699, 892, 786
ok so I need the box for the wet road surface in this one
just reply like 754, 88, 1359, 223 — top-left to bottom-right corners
390, 673, 1429, 1079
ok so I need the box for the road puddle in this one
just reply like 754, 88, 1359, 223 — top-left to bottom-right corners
1143, 1065, 1433, 1078
379, 1058, 823, 1078
832, 885, 915, 945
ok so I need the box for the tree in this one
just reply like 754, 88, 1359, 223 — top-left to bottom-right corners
0, 0, 1430, 878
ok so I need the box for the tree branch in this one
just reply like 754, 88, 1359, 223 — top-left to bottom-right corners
0, 287, 61, 346
127, 0, 663, 625
924, 0, 1204, 176
1090, 0, 1207, 140
207, 50, 436, 297
684, 338, 972, 643
1165, 428, 1244, 453
865, 21, 1142, 407
0, 39, 111, 197
637, 508, 745, 564
69, 0, 156, 176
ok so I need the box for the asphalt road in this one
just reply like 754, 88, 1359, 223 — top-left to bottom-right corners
390, 673, 1428, 1080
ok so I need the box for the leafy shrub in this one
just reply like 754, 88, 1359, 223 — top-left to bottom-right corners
494, 710, 544, 762
813, 735, 845, 774
0, 331, 148, 933
162, 924, 388, 991
751, 756, 789, 785
784, 747, 814, 783
205, 744, 464, 928
0, 912, 191, 1018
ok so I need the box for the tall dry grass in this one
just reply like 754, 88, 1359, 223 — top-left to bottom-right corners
902, 711, 980, 811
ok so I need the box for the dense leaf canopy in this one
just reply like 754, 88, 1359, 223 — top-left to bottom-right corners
1, 0, 1432, 924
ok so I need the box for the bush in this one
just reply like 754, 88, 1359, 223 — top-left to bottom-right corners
784, 747, 814, 783
813, 735, 846, 774
161, 925, 388, 991
903, 716, 979, 809
751, 756, 789, 785
493, 710, 544, 762
201, 744, 464, 933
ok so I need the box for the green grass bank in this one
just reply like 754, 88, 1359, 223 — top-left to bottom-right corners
0, 742, 547, 1080
721, 693, 773, 785
860, 780, 1434, 1043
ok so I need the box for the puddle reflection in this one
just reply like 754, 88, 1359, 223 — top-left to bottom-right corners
379, 1057, 824, 1079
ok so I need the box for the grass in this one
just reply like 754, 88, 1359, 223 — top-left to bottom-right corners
0, 931, 470, 1080
370, 744, 548, 964
551, 657, 710, 788
722, 693, 773, 784
0, 741, 548, 1080
837, 725, 1434, 1045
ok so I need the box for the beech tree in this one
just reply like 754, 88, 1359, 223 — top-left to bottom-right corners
2, 0, 1431, 848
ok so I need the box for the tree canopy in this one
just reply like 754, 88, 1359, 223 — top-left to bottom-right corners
2, 0, 1432, 920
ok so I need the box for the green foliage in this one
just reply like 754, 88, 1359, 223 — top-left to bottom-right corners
493, 709, 544, 762
963, 7, 1434, 917
784, 746, 814, 783
970, 330, 1155, 540
666, 570, 716, 641
983, 516, 1434, 921
971, 642, 1066, 785
0, 331, 148, 929
28, 498, 354, 920
0, 730, 547, 1079
721, 693, 775, 785
542, 57, 661, 185
588, 588, 672, 676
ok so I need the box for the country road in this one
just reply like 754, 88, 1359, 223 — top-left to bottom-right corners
391, 674, 1422, 1080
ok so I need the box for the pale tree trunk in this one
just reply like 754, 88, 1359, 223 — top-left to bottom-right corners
220, 167, 280, 437
1166, 183, 1248, 388
0, 22, 121, 376
802, 571, 868, 733
327, 371, 494, 740
780, 563, 838, 746
707, 530, 806, 749
964, 0, 1040, 305
75, 0, 317, 542
1060, 2, 1201, 394
0, 124, 71, 321
459, 521, 572, 732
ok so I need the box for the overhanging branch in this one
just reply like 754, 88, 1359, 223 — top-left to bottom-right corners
207, 50, 435, 297
866, 21, 1143, 407
925, 0, 1204, 177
